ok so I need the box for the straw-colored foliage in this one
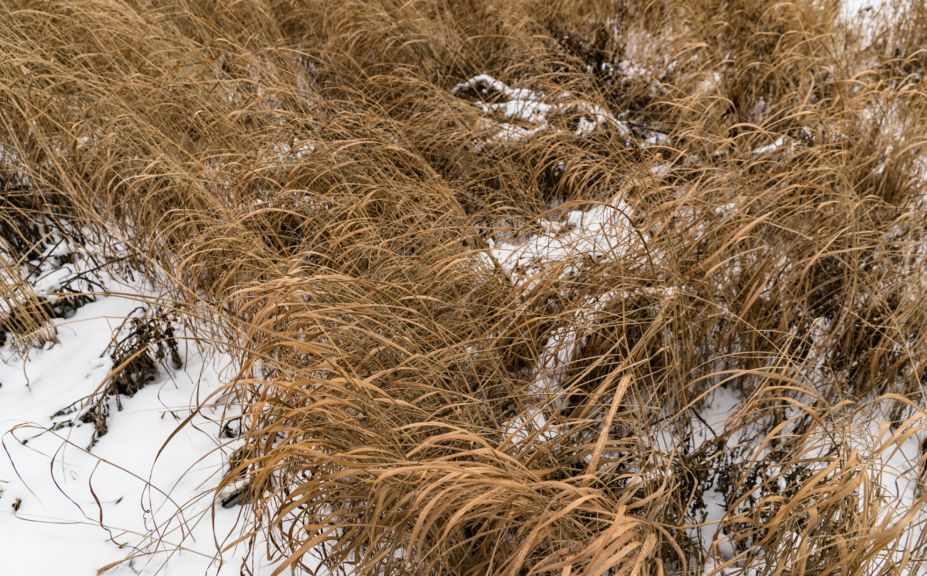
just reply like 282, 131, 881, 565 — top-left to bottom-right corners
1, 0, 926, 574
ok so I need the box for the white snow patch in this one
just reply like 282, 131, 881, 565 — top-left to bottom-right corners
0, 285, 279, 575
452, 75, 631, 146
751, 136, 786, 156
487, 197, 640, 291
844, 0, 887, 17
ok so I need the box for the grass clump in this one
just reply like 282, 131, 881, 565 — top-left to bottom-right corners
1, 0, 926, 574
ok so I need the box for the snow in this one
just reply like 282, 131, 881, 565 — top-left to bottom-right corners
476, 133, 925, 572
452, 74, 631, 147
690, 404, 927, 575
483, 196, 643, 444
844, 0, 887, 17
751, 136, 786, 155
487, 197, 640, 290
843, 0, 893, 45
0, 284, 277, 575
480, 191, 655, 453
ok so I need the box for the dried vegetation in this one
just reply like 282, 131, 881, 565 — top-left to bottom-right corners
1, 0, 926, 574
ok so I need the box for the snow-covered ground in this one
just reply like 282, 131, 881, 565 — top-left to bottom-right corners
844, 0, 888, 16
0, 283, 274, 575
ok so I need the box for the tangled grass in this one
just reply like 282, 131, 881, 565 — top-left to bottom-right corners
1, 0, 926, 574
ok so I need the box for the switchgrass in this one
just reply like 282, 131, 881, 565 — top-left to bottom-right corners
0, 256, 56, 352
0, 189, 61, 351
1, 0, 926, 574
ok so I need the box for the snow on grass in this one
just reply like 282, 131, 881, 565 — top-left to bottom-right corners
842, 0, 897, 46
452, 74, 631, 147
0, 282, 276, 575
844, 0, 888, 18
483, 195, 643, 446
463, 71, 926, 568
486, 197, 640, 290
691, 403, 927, 575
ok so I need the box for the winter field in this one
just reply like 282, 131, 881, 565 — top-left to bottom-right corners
1, 0, 926, 574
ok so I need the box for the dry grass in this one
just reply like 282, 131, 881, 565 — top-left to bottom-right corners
1, 0, 926, 574
0, 256, 56, 352
0, 190, 60, 351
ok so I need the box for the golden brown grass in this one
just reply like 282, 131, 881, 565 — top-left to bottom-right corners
1, 0, 926, 574
0, 189, 60, 351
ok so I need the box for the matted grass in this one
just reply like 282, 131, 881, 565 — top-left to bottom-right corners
1, 0, 926, 574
